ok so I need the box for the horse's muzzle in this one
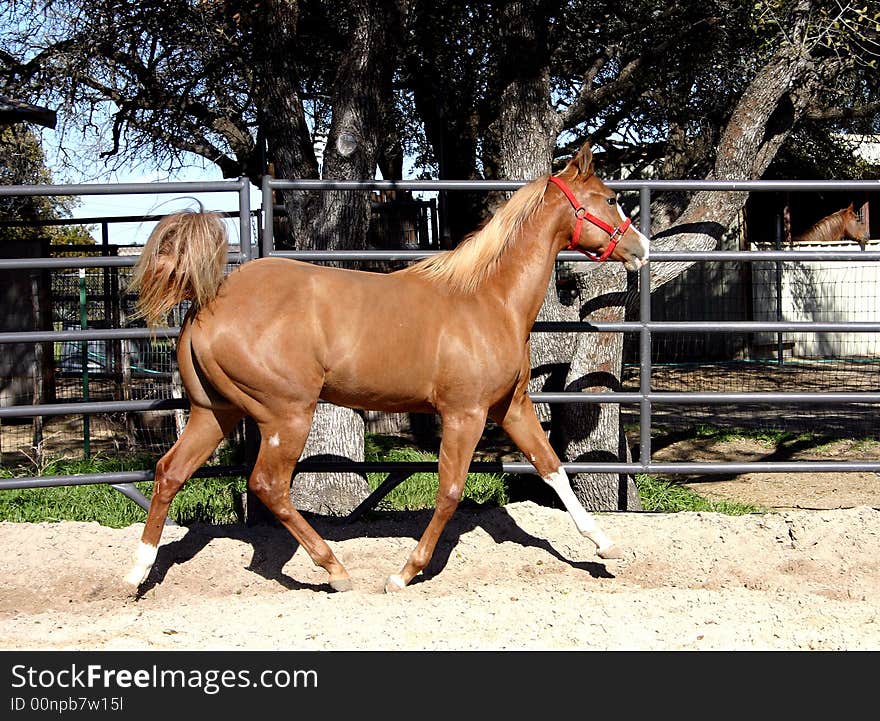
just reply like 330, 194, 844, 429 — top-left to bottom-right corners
621, 225, 650, 271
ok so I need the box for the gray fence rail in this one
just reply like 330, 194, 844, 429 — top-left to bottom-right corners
2, 177, 879, 515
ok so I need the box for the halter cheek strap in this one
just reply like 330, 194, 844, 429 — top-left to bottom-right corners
548, 175, 632, 262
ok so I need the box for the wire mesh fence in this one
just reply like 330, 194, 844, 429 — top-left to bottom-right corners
623, 234, 880, 437
1, 259, 184, 463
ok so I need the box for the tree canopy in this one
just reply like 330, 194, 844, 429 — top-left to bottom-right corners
0, 125, 94, 244
2, 1, 878, 194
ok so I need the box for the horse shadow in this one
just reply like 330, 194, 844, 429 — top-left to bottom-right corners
137, 502, 613, 597
137, 521, 326, 596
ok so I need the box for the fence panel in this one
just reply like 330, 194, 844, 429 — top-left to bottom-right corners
0, 177, 878, 514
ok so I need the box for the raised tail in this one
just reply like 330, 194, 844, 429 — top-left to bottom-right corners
129, 211, 228, 328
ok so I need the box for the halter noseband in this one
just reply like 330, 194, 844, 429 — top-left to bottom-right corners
548, 175, 632, 262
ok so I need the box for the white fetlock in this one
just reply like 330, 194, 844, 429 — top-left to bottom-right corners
124, 542, 157, 586
384, 574, 406, 593
543, 467, 621, 557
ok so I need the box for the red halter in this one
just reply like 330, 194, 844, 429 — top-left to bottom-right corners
548, 175, 632, 262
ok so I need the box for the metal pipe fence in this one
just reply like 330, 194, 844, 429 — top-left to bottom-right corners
1, 176, 879, 510
0, 179, 251, 510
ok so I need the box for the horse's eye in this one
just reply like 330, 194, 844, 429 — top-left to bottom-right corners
607, 197, 617, 206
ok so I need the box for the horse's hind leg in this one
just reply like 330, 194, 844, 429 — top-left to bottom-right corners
495, 394, 622, 559
248, 414, 352, 592
385, 407, 487, 592
125, 406, 242, 587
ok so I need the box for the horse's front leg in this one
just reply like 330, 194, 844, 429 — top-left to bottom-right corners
496, 394, 622, 559
385, 407, 487, 592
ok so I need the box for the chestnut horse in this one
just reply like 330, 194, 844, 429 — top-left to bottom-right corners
125, 142, 650, 593
793, 203, 869, 250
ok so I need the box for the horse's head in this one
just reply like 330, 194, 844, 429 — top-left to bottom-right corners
842, 203, 869, 250
549, 142, 650, 271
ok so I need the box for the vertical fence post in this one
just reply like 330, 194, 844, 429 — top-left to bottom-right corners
78, 267, 90, 459
238, 177, 252, 262
30, 271, 44, 466
238, 177, 269, 521
638, 187, 652, 474
101, 221, 111, 351
243, 174, 279, 522
774, 212, 786, 366
261, 175, 274, 258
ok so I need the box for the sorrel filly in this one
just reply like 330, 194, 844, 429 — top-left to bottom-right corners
126, 142, 650, 592
793, 203, 869, 249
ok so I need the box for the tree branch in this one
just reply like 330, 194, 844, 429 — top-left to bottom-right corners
804, 100, 880, 122
559, 15, 720, 130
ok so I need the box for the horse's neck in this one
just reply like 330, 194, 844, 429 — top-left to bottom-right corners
827, 212, 845, 240
797, 212, 843, 243
795, 223, 817, 243
489, 215, 566, 332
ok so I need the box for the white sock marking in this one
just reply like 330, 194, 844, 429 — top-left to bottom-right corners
386, 574, 406, 590
124, 542, 158, 586
543, 467, 615, 553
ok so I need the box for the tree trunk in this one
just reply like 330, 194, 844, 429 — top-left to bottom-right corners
289, 404, 368, 516
555, 265, 642, 510
408, 87, 485, 246
481, 0, 640, 508
287, 0, 405, 515
403, 2, 495, 246
651, 7, 819, 286
482, 1, 559, 183
251, 0, 321, 240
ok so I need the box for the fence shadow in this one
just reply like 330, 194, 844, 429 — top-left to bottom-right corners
137, 502, 613, 596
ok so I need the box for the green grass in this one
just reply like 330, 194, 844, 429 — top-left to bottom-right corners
1, 434, 768, 526
0, 454, 247, 528
849, 437, 880, 452
364, 438, 509, 510
0, 481, 149, 527
691, 423, 815, 447
635, 473, 761, 515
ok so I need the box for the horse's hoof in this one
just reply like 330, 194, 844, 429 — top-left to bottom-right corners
597, 544, 624, 560
123, 567, 148, 588
384, 574, 406, 593
118, 581, 140, 600
329, 577, 353, 592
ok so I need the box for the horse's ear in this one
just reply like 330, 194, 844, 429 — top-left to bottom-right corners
562, 142, 594, 178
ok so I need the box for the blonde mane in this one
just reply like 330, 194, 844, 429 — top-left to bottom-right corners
402, 175, 549, 293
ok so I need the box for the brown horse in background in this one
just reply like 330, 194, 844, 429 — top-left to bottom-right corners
793, 203, 869, 250
125, 142, 649, 593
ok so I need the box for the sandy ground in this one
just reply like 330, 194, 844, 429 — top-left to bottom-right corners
1, 494, 878, 651
659, 436, 880, 511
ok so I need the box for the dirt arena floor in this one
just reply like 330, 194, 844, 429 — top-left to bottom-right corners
1, 367, 877, 651
1, 488, 878, 651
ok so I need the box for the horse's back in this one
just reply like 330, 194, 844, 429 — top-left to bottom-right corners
184, 258, 445, 413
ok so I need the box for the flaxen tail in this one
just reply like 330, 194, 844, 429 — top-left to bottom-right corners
129, 211, 228, 328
